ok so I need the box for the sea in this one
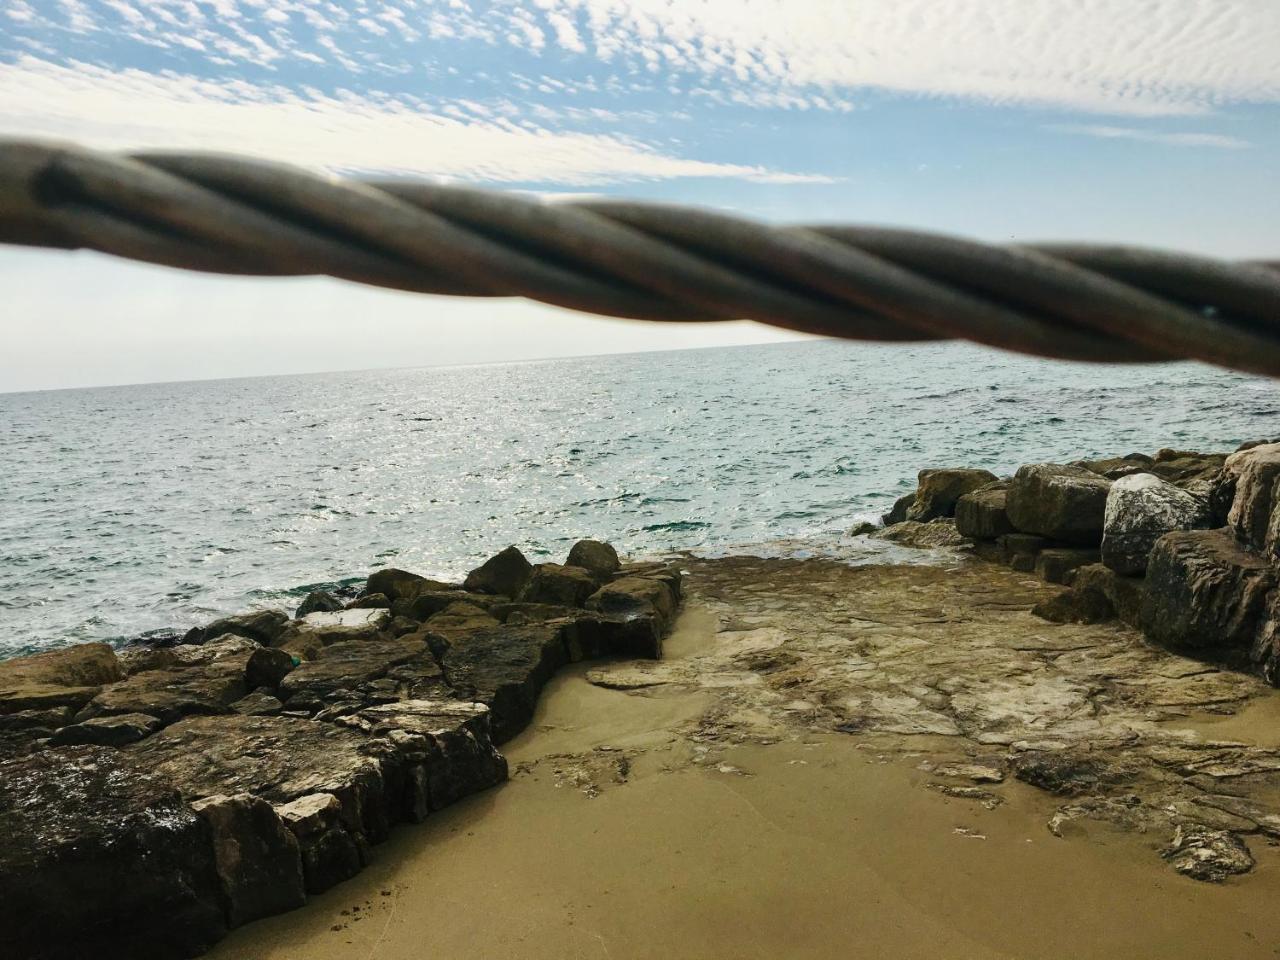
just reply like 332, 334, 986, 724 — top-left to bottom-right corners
2, 338, 1277, 659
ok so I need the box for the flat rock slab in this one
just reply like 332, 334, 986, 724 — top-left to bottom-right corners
0, 745, 226, 960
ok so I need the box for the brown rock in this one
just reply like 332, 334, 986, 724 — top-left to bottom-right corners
906, 468, 999, 522
566, 539, 621, 580
462, 545, 533, 596
1006, 464, 1112, 545
955, 481, 1015, 540
520, 563, 598, 606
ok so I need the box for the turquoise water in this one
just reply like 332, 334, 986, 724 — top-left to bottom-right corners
2, 339, 1277, 658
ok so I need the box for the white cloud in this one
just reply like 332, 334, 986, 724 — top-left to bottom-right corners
0, 55, 837, 185
533, 0, 1280, 116
1050, 124, 1252, 149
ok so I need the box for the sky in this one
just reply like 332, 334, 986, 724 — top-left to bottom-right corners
2, 0, 1279, 392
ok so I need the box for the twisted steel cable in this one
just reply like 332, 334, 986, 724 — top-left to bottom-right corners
3, 138, 1280, 376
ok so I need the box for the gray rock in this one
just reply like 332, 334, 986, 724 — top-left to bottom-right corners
345, 592, 390, 609
1140, 529, 1276, 661
585, 576, 678, 631
997, 532, 1050, 567
191, 792, 305, 927
87, 664, 249, 725
848, 521, 880, 537
565, 539, 621, 580
1163, 826, 1254, 882
905, 468, 999, 522
231, 691, 284, 716
0, 745, 226, 960
395, 589, 505, 621
274, 608, 392, 658
275, 792, 363, 894
1225, 444, 1280, 554
1006, 463, 1112, 545
439, 624, 570, 743
278, 635, 428, 704
882, 492, 915, 526
366, 568, 454, 602
295, 590, 342, 618
0, 642, 124, 716
872, 519, 970, 549
1102, 473, 1211, 575
463, 545, 533, 597
1074, 455, 1153, 480
1031, 587, 1115, 624
49, 712, 162, 747
520, 563, 598, 606
1035, 548, 1100, 585
955, 481, 1014, 540
202, 610, 288, 646
1148, 449, 1228, 489
1070, 564, 1148, 628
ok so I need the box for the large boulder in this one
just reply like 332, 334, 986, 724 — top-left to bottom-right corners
201, 610, 288, 646
1140, 529, 1276, 661
86, 663, 249, 725
295, 590, 342, 618
882, 492, 915, 526
1148, 448, 1228, 489
1075, 454, 1153, 480
395, 589, 504, 621
0, 746, 227, 960
1006, 464, 1112, 545
1101, 473, 1211, 575
1035, 548, 1100, 585
905, 468, 998, 522
278, 635, 428, 706
872, 519, 969, 549
955, 481, 1014, 540
1225, 444, 1280, 554
585, 576, 678, 631
1070, 564, 1148, 628
274, 608, 391, 658
520, 563, 598, 606
365, 568, 455, 603
463, 546, 533, 597
0, 642, 124, 715
439, 624, 570, 743
49, 712, 162, 747
191, 792, 305, 928
565, 539, 621, 580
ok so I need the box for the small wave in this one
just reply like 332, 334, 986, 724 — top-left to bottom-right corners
641, 520, 711, 532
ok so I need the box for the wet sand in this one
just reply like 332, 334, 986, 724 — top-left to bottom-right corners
209, 557, 1280, 959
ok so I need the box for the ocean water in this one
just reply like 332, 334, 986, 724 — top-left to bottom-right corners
2, 339, 1278, 658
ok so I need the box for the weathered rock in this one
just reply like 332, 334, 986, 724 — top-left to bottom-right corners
1149, 449, 1228, 489
274, 608, 392, 658
1225, 444, 1280, 553
0, 642, 123, 715
295, 590, 342, 618
463, 545, 532, 596
905, 468, 999, 522
275, 793, 363, 894
127, 714, 401, 851
191, 792, 305, 927
883, 492, 915, 525
955, 481, 1015, 540
366, 568, 455, 603
339, 699, 507, 812
231, 691, 284, 716
848, 521, 880, 536
279, 635, 428, 704
49, 712, 162, 747
873, 519, 970, 549
1070, 564, 1148, 628
386, 614, 421, 637
345, 592, 390, 609
423, 601, 502, 639
0, 746, 226, 960
396, 589, 505, 621
202, 610, 288, 646
492, 601, 579, 625
1031, 587, 1115, 624
1012, 750, 1133, 796
1163, 826, 1254, 882
1075, 455, 1153, 480
246, 645, 295, 689
1141, 529, 1276, 660
1035, 548, 1100, 585
520, 563, 598, 606
439, 624, 570, 743
1006, 464, 1112, 545
585, 576, 678, 631
1102, 473, 1211, 575
87, 664, 249, 725
560, 610, 665, 661
997, 532, 1050, 569
565, 539, 621, 580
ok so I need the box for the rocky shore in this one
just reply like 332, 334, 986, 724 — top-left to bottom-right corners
0, 540, 683, 960
870, 441, 1280, 687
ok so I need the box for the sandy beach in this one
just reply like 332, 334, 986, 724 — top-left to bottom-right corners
206, 554, 1280, 960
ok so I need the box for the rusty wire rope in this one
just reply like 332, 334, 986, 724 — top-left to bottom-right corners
3, 138, 1280, 377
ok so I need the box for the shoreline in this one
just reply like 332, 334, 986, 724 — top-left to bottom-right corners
7, 438, 1280, 957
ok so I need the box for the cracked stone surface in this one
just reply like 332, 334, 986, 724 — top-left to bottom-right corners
583, 553, 1280, 880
